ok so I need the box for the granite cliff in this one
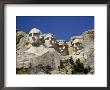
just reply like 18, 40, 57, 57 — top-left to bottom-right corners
16, 28, 94, 74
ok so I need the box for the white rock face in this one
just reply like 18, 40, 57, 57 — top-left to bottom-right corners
17, 46, 61, 69
71, 36, 83, 52
16, 28, 94, 74
44, 33, 57, 49
16, 29, 61, 73
82, 30, 94, 73
28, 28, 42, 44
69, 30, 94, 73
16, 31, 29, 55
25, 45, 48, 56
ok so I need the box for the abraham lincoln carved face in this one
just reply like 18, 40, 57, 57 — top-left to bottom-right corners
71, 38, 83, 51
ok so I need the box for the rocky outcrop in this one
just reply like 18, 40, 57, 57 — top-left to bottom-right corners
16, 29, 94, 74
16, 31, 29, 55
69, 30, 94, 73
82, 30, 94, 73
17, 48, 61, 73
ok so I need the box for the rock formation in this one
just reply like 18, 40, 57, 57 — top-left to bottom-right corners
57, 40, 69, 56
16, 28, 94, 74
16, 28, 61, 74
69, 30, 94, 73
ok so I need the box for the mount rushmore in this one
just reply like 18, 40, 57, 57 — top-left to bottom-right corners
16, 28, 94, 74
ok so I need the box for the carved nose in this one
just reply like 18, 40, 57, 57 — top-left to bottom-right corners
32, 37, 35, 40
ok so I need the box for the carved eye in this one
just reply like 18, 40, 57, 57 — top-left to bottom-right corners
46, 37, 49, 40
29, 33, 32, 37
75, 42, 81, 46
51, 37, 54, 40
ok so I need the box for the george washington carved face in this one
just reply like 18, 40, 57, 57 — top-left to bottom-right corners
28, 28, 42, 44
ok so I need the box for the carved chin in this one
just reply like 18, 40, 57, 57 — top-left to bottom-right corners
30, 39, 37, 44
45, 43, 54, 48
58, 44, 63, 47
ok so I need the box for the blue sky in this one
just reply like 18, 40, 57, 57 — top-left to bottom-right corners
16, 16, 94, 40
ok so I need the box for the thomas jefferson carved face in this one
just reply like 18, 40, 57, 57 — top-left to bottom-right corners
44, 33, 56, 48
28, 28, 42, 44
57, 40, 65, 46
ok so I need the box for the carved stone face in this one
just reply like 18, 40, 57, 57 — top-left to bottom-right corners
71, 38, 83, 51
57, 40, 65, 46
44, 33, 56, 48
57, 40, 66, 52
28, 28, 42, 44
57, 40, 69, 56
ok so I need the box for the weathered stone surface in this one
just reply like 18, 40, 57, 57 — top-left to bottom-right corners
69, 30, 94, 73
16, 31, 29, 55
66, 41, 74, 55
17, 45, 61, 70
16, 30, 26, 44
82, 30, 94, 73
16, 28, 94, 74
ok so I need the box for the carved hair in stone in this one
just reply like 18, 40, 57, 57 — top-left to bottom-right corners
28, 28, 43, 47
71, 36, 83, 52
44, 33, 57, 49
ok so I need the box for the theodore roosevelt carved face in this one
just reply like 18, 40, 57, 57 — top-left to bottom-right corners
57, 40, 69, 56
